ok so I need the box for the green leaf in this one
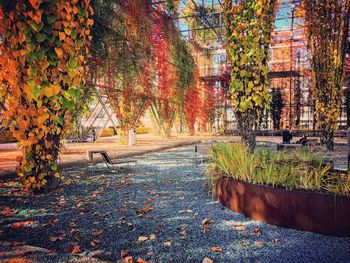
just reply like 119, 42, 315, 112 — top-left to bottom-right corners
57, 116, 63, 126
51, 163, 58, 171
47, 15, 57, 24
68, 56, 78, 69
47, 34, 56, 43
36, 33, 46, 43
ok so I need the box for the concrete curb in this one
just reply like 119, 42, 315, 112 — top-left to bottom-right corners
0, 140, 201, 180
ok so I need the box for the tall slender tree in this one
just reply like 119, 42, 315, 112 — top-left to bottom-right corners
303, 0, 350, 150
223, 0, 278, 150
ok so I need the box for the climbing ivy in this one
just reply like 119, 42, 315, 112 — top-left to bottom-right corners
303, 0, 350, 150
223, 0, 277, 150
0, 0, 93, 190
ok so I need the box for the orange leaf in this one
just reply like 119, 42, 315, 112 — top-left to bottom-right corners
87, 19, 94, 26
59, 32, 66, 41
8, 257, 28, 263
254, 241, 266, 246
54, 47, 63, 58
1, 207, 17, 216
210, 246, 223, 252
13, 221, 34, 229
137, 258, 148, 263
29, 0, 41, 9
71, 246, 81, 254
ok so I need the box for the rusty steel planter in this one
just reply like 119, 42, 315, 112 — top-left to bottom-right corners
215, 177, 350, 237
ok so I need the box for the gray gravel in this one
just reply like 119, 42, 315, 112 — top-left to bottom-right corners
1, 146, 350, 262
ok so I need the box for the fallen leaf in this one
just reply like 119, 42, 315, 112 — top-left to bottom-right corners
136, 258, 148, 263
271, 239, 280, 243
235, 225, 247, 231
241, 241, 249, 247
1, 207, 17, 216
123, 256, 133, 263
149, 234, 156, 240
202, 257, 214, 263
64, 245, 81, 254
13, 221, 34, 229
210, 246, 223, 252
92, 229, 104, 237
49, 237, 61, 242
163, 241, 172, 247
138, 236, 148, 242
202, 218, 213, 233
252, 228, 262, 236
144, 199, 153, 204
178, 196, 185, 200
254, 241, 265, 246
72, 246, 81, 254
8, 257, 28, 263
136, 206, 154, 215
178, 210, 192, 213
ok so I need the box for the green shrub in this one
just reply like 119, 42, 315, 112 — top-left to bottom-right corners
206, 143, 350, 195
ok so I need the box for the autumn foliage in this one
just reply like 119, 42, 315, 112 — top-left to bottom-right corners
184, 69, 200, 135
150, 13, 178, 138
0, 0, 93, 190
94, 0, 152, 142
303, 0, 350, 150
223, 0, 277, 150
199, 81, 216, 132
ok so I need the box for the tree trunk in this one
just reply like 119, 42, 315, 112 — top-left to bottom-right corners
320, 125, 334, 150
237, 111, 256, 151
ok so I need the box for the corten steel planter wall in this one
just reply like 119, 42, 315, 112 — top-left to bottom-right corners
215, 177, 350, 237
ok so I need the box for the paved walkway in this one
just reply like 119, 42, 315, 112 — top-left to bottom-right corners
0, 134, 348, 178
1, 146, 349, 262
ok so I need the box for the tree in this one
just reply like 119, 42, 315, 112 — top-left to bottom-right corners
303, 0, 350, 150
223, 0, 278, 150
150, 14, 178, 138
92, 0, 152, 143
270, 88, 284, 130
0, 0, 93, 191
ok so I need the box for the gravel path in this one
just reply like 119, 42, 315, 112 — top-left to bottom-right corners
1, 146, 350, 262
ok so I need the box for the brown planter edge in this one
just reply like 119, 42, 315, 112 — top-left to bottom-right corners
215, 177, 350, 237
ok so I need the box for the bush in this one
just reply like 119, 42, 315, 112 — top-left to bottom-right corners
135, 126, 150, 134
206, 142, 350, 195
100, 128, 116, 137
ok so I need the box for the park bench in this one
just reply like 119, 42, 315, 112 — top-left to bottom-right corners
88, 150, 136, 170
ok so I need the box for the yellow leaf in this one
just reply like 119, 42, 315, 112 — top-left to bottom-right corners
64, 28, 72, 36
54, 47, 63, 58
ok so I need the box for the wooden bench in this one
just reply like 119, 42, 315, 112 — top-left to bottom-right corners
88, 150, 136, 170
